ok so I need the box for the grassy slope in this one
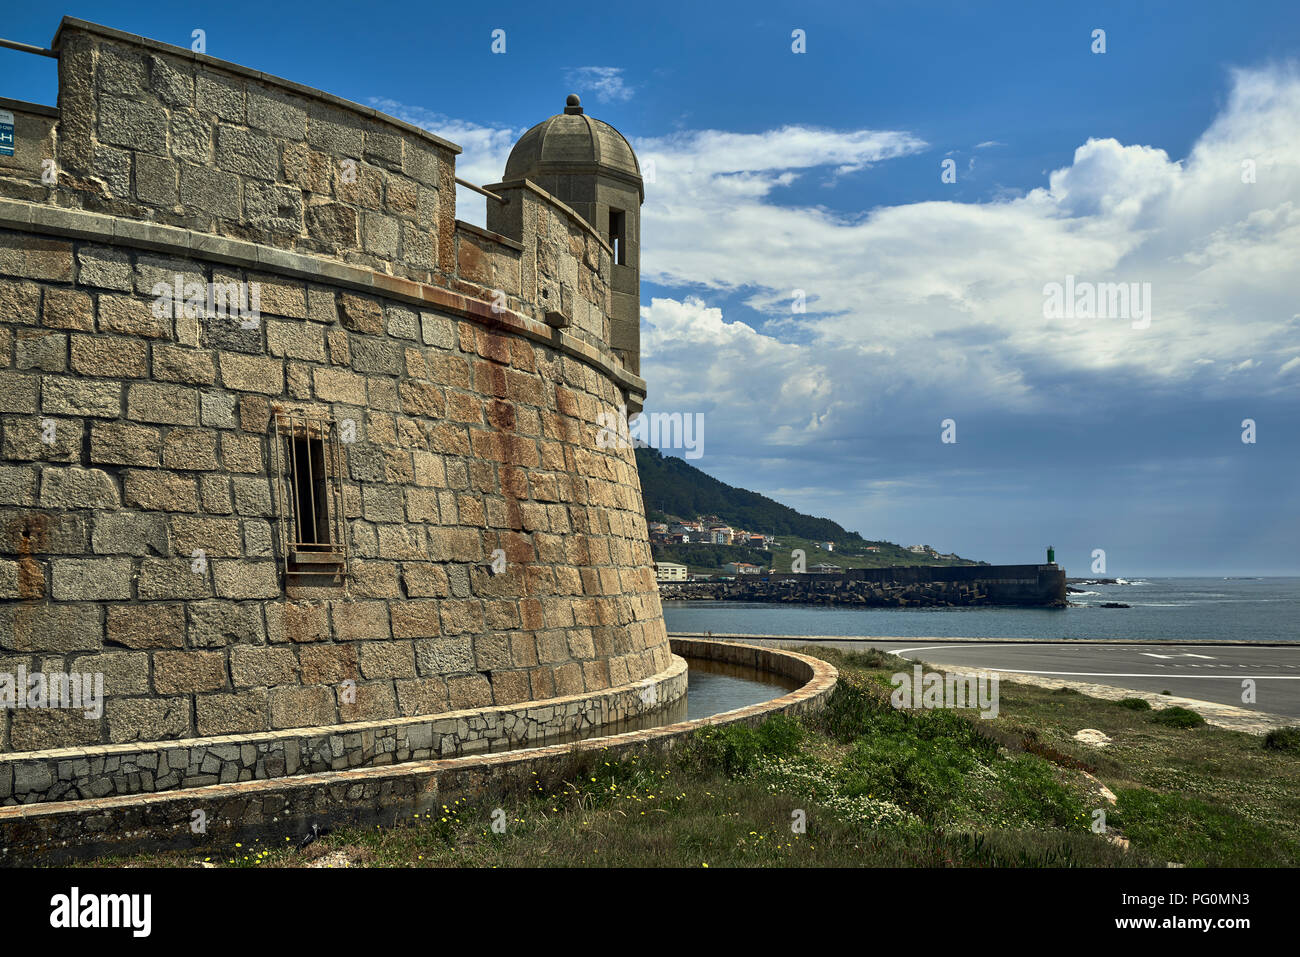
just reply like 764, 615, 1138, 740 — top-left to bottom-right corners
763, 535, 980, 572
87, 647, 1300, 868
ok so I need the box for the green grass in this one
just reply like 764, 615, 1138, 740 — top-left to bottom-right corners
1263, 726, 1300, 755
762, 536, 979, 574
83, 645, 1300, 868
1150, 706, 1207, 729
1109, 789, 1290, 867
1116, 697, 1152, 711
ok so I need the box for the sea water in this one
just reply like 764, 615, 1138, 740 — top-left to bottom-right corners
662, 577, 1300, 642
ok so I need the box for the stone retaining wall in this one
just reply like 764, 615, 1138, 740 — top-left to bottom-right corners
0, 654, 687, 806
45, 20, 461, 283
0, 638, 836, 865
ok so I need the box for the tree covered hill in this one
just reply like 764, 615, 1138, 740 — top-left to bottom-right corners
634, 447, 982, 569
635, 446, 861, 542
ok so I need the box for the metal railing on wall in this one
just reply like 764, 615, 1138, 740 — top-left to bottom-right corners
0, 37, 58, 57
455, 177, 506, 203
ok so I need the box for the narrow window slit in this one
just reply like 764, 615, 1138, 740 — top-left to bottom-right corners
609, 208, 626, 266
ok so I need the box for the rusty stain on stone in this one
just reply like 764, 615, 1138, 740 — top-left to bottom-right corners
13, 513, 48, 600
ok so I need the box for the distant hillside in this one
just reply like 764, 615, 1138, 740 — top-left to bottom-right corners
635, 447, 861, 543
634, 447, 982, 572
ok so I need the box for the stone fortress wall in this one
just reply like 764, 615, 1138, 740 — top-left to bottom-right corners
0, 18, 673, 759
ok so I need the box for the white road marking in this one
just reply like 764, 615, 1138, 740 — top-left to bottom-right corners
888, 644, 1300, 680
906, 667, 1299, 680
1140, 653, 1174, 659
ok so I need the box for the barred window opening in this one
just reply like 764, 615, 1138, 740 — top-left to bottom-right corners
273, 412, 348, 585
291, 434, 329, 548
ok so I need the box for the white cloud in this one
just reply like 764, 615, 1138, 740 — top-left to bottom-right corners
373, 63, 1300, 454
640, 296, 837, 447
565, 66, 633, 103
630, 63, 1300, 432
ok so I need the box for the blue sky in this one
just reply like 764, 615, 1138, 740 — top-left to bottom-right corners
4, 1, 1299, 575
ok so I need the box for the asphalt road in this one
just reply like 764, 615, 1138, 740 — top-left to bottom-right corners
706, 636, 1300, 720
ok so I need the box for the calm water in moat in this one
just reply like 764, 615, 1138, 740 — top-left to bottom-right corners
484, 657, 800, 753
663, 577, 1300, 643
681, 656, 803, 720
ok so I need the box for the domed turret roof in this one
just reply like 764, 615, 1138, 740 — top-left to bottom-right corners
504, 95, 643, 199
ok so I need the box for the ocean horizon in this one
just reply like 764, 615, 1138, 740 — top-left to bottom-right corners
662, 576, 1300, 643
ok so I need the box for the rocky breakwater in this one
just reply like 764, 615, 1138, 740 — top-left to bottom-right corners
660, 578, 993, 606
660, 565, 1068, 608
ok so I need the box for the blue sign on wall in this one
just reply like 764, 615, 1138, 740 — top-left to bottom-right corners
0, 110, 14, 157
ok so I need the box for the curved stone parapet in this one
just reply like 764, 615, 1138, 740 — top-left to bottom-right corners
0, 19, 633, 380
39, 20, 455, 284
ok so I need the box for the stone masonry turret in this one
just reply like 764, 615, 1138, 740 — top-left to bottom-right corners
489, 94, 643, 376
